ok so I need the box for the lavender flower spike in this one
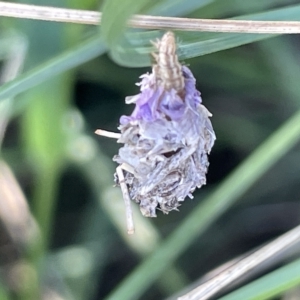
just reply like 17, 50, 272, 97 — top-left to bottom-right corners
113, 32, 216, 218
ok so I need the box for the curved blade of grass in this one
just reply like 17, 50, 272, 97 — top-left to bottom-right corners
0, 35, 105, 102
111, 31, 270, 67
105, 109, 300, 300
110, 4, 300, 67
148, 0, 213, 17
100, 0, 154, 47
198, 0, 295, 19
219, 258, 300, 300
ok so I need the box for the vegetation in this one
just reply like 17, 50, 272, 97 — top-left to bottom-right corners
1, 0, 300, 299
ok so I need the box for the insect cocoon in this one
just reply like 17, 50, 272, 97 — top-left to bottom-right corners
96, 31, 216, 233
114, 32, 216, 217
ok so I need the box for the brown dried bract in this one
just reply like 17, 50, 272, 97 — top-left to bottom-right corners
152, 32, 185, 96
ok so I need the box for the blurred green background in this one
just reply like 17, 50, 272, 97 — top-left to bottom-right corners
1, 0, 300, 299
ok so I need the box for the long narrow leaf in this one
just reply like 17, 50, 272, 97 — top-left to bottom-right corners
100, 0, 153, 47
0, 36, 105, 101
149, 0, 213, 17
110, 4, 300, 67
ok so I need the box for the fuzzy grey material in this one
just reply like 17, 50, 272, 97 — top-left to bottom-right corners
114, 66, 216, 217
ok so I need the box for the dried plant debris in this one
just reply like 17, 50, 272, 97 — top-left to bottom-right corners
96, 31, 215, 234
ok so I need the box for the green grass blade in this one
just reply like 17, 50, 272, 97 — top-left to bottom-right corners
105, 109, 300, 300
100, 0, 154, 47
110, 4, 300, 67
0, 36, 105, 102
219, 258, 300, 300
149, 0, 213, 16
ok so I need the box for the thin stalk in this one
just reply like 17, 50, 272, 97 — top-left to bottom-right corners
219, 258, 300, 300
0, 35, 105, 101
1, 2, 300, 33
179, 224, 300, 300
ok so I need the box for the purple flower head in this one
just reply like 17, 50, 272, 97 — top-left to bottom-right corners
120, 66, 202, 125
114, 32, 216, 218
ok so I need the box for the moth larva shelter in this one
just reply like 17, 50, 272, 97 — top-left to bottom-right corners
96, 31, 216, 234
